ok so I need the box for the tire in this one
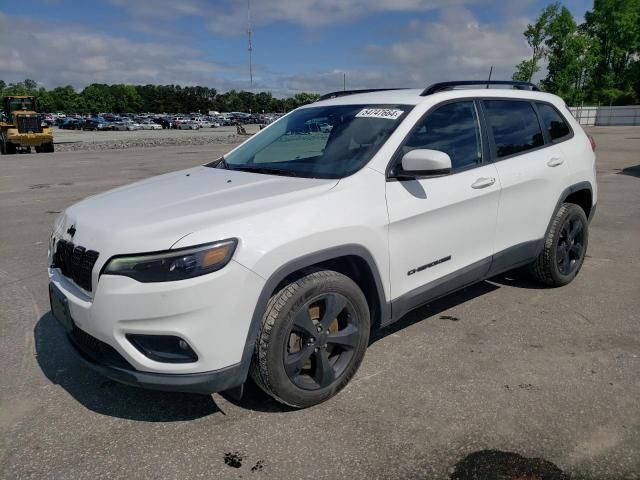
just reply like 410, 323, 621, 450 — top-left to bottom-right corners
43, 142, 54, 153
5, 142, 17, 155
529, 203, 589, 286
250, 269, 370, 408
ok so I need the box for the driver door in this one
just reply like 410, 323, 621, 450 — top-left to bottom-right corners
385, 100, 500, 317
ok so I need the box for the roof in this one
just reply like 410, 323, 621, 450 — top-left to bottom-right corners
310, 85, 563, 108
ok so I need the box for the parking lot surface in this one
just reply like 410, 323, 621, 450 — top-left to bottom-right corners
0, 128, 639, 479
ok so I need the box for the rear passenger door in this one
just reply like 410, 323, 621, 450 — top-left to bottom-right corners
482, 99, 569, 267
386, 100, 500, 313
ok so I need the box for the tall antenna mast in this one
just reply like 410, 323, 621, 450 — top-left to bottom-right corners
247, 0, 253, 87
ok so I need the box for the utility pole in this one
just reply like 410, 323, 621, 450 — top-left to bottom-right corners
247, 0, 253, 87
343, 72, 346, 91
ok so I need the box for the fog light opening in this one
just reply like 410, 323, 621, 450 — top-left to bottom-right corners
126, 334, 198, 363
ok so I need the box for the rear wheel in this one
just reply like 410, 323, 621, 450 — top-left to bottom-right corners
42, 142, 54, 153
529, 203, 588, 286
5, 142, 17, 155
251, 269, 370, 408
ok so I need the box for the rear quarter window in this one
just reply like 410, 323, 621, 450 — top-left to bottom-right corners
536, 103, 571, 141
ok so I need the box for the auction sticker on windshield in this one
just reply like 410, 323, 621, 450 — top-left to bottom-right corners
355, 108, 404, 120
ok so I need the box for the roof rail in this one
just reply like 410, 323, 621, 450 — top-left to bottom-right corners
421, 80, 540, 96
318, 88, 408, 101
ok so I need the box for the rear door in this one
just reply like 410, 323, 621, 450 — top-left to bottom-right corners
481, 99, 567, 265
386, 100, 500, 315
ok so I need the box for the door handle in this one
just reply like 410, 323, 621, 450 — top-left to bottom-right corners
547, 157, 564, 167
471, 177, 496, 189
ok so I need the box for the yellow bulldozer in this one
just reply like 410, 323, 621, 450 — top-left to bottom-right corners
0, 96, 54, 154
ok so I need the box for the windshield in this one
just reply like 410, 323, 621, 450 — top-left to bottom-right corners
9, 98, 36, 113
211, 104, 412, 179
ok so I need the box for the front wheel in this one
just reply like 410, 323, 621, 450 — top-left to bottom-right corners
250, 269, 370, 408
529, 203, 589, 286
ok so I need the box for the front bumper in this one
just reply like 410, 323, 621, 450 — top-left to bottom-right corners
48, 259, 265, 392
8, 131, 53, 146
66, 325, 246, 394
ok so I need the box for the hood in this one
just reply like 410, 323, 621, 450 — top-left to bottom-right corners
54, 166, 338, 257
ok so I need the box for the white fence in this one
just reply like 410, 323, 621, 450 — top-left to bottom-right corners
569, 105, 640, 126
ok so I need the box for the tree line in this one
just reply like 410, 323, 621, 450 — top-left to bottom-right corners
0, 79, 320, 114
513, 0, 640, 106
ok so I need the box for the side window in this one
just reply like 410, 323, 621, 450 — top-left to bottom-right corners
536, 103, 571, 141
483, 100, 544, 158
402, 101, 482, 170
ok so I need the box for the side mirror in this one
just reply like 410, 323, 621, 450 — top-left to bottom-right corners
399, 149, 452, 177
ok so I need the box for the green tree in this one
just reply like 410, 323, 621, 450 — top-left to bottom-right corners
513, 3, 559, 82
1, 78, 321, 114
48, 86, 85, 113
23, 79, 38, 92
517, 1, 640, 104
584, 0, 640, 103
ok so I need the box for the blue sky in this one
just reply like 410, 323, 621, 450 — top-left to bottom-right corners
0, 0, 592, 96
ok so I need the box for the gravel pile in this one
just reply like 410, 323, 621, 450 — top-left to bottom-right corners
55, 133, 249, 152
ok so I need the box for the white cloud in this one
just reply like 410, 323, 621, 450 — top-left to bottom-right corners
0, 5, 537, 96
204, 0, 482, 34
257, 8, 534, 95
0, 13, 233, 89
108, 0, 517, 35
363, 8, 532, 86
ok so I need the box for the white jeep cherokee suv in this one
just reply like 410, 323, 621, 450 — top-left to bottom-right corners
48, 81, 597, 408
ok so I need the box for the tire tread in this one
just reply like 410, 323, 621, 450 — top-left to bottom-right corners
529, 202, 588, 286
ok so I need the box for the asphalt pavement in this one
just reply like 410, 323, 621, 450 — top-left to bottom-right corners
0, 127, 638, 479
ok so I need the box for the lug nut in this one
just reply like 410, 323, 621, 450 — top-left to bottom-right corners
316, 325, 322, 332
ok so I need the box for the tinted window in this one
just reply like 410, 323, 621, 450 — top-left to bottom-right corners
537, 103, 571, 140
483, 100, 544, 158
402, 101, 482, 169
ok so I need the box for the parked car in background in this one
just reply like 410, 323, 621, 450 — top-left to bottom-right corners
110, 122, 127, 131
111, 119, 141, 131
59, 118, 83, 130
83, 117, 112, 131
139, 120, 162, 130
155, 117, 172, 129
193, 118, 216, 128
42, 114, 56, 127
178, 120, 199, 130
171, 117, 187, 129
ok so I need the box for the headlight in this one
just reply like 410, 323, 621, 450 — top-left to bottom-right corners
102, 239, 237, 282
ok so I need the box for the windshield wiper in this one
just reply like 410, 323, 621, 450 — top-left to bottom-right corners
228, 165, 304, 177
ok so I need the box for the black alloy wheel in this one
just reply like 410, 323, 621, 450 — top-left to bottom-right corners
556, 215, 585, 275
530, 202, 589, 286
285, 292, 359, 390
251, 269, 370, 408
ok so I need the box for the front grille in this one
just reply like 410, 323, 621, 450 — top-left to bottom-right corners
16, 115, 43, 133
69, 325, 133, 370
53, 240, 99, 291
